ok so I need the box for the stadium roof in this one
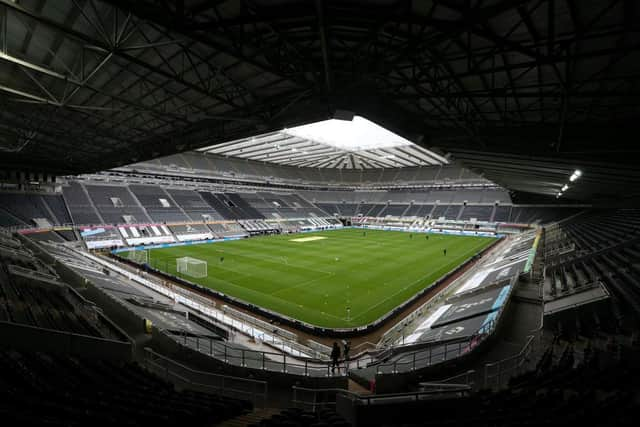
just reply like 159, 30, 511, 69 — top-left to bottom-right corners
197, 116, 449, 169
0, 0, 639, 201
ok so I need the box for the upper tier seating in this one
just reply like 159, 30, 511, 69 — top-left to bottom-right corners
133, 153, 494, 186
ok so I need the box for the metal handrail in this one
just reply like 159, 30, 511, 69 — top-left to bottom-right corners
375, 333, 483, 375
483, 279, 544, 389
378, 267, 520, 373
75, 248, 323, 360
380, 236, 511, 348
291, 384, 472, 412
143, 347, 268, 406
171, 331, 347, 377
419, 369, 476, 389
483, 334, 537, 389
374, 288, 513, 374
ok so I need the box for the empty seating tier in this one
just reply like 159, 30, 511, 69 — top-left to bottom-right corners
128, 185, 189, 223
85, 185, 151, 224
0, 350, 252, 426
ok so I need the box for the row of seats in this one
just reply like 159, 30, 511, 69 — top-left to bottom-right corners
317, 203, 494, 221
2, 182, 582, 227
0, 234, 117, 338
301, 188, 510, 204
239, 220, 276, 232
349, 338, 639, 426
23, 230, 76, 243
0, 349, 252, 426
0, 193, 71, 226
543, 210, 640, 321
135, 151, 488, 185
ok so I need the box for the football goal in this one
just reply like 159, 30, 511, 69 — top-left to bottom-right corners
176, 256, 208, 278
127, 249, 148, 264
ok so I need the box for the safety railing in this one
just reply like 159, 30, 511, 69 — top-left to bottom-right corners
374, 335, 480, 375
483, 334, 536, 389
483, 301, 544, 389
419, 369, 476, 390
143, 347, 269, 407
374, 288, 515, 375
170, 331, 347, 377
379, 236, 512, 349
77, 249, 321, 360
291, 384, 473, 413
291, 387, 360, 412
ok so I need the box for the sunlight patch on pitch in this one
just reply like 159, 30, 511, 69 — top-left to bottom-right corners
289, 236, 328, 243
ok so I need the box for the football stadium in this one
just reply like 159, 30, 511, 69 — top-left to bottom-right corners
0, 1, 639, 426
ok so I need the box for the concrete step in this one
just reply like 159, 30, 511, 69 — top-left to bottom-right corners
512, 294, 543, 305
348, 378, 371, 394
215, 408, 281, 427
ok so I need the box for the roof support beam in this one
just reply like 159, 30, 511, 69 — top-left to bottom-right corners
0, 0, 253, 115
315, 0, 332, 93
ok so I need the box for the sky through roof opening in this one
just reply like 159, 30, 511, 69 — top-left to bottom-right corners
283, 116, 413, 151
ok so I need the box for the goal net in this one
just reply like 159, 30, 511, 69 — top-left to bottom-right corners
176, 257, 207, 278
127, 250, 148, 265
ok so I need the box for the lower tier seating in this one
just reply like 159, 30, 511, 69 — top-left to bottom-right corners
350, 341, 639, 427
0, 350, 252, 426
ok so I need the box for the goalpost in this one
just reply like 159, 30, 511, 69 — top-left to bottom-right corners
176, 256, 208, 278
127, 249, 148, 265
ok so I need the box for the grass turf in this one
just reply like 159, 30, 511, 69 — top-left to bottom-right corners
119, 228, 496, 328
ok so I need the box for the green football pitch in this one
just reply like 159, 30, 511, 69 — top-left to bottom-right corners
118, 228, 496, 328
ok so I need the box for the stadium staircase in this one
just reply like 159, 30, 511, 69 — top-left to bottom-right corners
243, 407, 351, 427
216, 408, 281, 427
40, 196, 61, 224
80, 183, 106, 224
